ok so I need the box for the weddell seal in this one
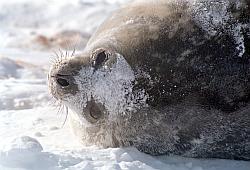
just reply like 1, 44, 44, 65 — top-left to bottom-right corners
48, 0, 250, 160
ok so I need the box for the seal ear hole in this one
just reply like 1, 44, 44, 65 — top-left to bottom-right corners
93, 50, 108, 69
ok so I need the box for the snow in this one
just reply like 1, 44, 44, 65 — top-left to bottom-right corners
0, 0, 249, 170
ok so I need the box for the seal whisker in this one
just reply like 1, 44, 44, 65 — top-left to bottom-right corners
53, 50, 60, 64
49, 51, 60, 65
48, 96, 57, 106
49, 58, 55, 65
58, 48, 64, 63
52, 50, 60, 59
49, 96, 67, 121
65, 50, 68, 60
50, 56, 58, 65
55, 100, 64, 116
61, 105, 69, 128
71, 48, 76, 58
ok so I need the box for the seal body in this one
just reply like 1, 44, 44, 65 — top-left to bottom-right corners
48, 0, 250, 160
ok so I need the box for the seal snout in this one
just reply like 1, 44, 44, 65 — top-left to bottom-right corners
48, 58, 80, 101
52, 74, 72, 88
48, 71, 78, 101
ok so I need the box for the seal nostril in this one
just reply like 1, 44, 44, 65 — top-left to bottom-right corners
56, 78, 70, 87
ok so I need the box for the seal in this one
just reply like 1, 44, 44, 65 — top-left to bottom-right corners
48, 0, 250, 160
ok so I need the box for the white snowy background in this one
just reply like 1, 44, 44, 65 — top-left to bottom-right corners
0, 0, 249, 169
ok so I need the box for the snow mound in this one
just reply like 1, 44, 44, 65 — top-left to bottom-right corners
0, 57, 21, 79
1, 140, 249, 170
0, 136, 82, 170
0, 136, 45, 169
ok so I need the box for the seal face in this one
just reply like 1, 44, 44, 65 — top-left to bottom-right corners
48, 0, 250, 160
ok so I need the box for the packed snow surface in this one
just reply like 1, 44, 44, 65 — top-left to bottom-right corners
0, 0, 249, 169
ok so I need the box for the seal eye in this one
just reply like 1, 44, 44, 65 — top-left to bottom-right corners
92, 50, 108, 70
86, 98, 103, 122
56, 78, 70, 87
96, 51, 107, 65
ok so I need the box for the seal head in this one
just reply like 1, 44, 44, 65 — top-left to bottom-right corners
48, 47, 149, 147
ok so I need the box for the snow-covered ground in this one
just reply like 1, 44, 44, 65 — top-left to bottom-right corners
0, 0, 249, 169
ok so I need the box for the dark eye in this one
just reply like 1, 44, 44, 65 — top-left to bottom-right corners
92, 50, 108, 70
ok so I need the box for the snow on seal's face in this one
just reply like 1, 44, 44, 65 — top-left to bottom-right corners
48, 48, 148, 126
